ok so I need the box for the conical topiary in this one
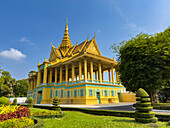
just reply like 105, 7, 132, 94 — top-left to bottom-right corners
135, 88, 157, 123
53, 97, 61, 111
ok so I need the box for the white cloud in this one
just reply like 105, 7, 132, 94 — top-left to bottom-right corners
124, 23, 145, 32
97, 30, 101, 33
0, 48, 26, 60
19, 37, 34, 45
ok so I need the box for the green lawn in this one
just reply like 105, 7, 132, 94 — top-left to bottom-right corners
42, 111, 169, 128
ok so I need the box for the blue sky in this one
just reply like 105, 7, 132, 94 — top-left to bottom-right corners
0, 0, 170, 80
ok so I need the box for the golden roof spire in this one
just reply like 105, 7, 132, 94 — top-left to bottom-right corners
59, 18, 72, 53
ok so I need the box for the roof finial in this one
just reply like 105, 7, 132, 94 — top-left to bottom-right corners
38, 62, 41, 65
66, 17, 68, 26
51, 42, 54, 47
45, 58, 48, 62
93, 33, 96, 39
87, 35, 89, 41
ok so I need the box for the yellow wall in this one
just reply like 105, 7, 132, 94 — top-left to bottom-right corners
120, 93, 136, 102
27, 83, 125, 105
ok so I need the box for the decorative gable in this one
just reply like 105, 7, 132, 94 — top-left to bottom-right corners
85, 39, 101, 55
49, 47, 58, 62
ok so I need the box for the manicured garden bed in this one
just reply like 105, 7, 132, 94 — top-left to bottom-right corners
43, 111, 169, 128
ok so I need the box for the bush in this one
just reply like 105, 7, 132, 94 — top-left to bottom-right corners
136, 102, 151, 107
0, 97, 10, 106
53, 97, 61, 111
34, 112, 64, 119
13, 98, 17, 105
29, 117, 44, 128
0, 106, 30, 122
27, 97, 33, 108
152, 103, 170, 110
0, 117, 34, 128
136, 88, 150, 97
135, 88, 157, 123
31, 110, 60, 116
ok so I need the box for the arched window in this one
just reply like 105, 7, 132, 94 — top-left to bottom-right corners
74, 89, 77, 97
67, 90, 70, 97
61, 89, 63, 98
89, 88, 92, 96
111, 90, 114, 96
105, 89, 107, 96
56, 90, 58, 97
50, 89, 53, 98
80, 88, 84, 96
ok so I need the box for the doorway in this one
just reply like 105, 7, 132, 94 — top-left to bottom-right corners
96, 92, 100, 104
118, 93, 121, 102
37, 91, 42, 104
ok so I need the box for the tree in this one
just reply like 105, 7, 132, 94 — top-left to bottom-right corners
13, 79, 28, 97
0, 71, 15, 97
111, 28, 170, 103
28, 70, 36, 77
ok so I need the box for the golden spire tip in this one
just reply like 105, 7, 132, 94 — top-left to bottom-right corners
45, 58, 48, 62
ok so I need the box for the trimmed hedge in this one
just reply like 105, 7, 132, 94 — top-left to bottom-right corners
27, 97, 33, 108
152, 103, 170, 110
13, 98, 17, 105
19, 104, 170, 122
0, 97, 10, 106
135, 88, 157, 123
136, 102, 151, 107
135, 117, 158, 123
136, 98, 151, 102
136, 88, 150, 97
61, 107, 135, 118
135, 112, 155, 118
135, 107, 153, 112
34, 112, 64, 119
153, 106, 170, 110
29, 117, 44, 128
155, 114, 170, 121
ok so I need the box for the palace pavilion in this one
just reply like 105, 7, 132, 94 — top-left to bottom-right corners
27, 19, 127, 104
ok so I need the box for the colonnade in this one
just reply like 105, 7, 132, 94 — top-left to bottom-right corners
38, 59, 119, 85
28, 77, 37, 91
28, 59, 120, 91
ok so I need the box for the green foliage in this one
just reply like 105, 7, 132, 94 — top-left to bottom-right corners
136, 88, 149, 97
135, 88, 157, 123
0, 117, 34, 128
0, 71, 16, 97
27, 97, 33, 108
152, 103, 170, 110
34, 113, 64, 119
111, 28, 170, 103
53, 97, 61, 111
136, 102, 151, 107
13, 98, 17, 105
0, 96, 10, 106
136, 98, 150, 102
28, 70, 36, 77
29, 117, 44, 128
13, 79, 28, 97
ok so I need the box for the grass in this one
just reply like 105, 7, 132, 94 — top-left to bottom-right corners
42, 111, 169, 128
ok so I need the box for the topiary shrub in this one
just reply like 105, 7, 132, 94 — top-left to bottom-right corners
13, 98, 17, 105
27, 97, 33, 108
135, 88, 158, 123
53, 97, 61, 111
0, 97, 10, 106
